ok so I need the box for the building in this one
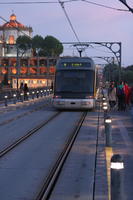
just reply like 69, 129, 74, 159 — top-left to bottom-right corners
0, 14, 56, 88
0, 13, 32, 57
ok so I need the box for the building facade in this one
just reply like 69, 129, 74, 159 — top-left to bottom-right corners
0, 14, 56, 88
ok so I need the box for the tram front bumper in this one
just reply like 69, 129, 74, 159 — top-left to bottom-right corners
53, 99, 95, 109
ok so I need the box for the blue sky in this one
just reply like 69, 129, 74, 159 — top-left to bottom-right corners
0, 0, 133, 66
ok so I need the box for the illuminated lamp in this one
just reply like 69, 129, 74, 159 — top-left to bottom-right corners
10, 14, 16, 21
103, 106, 108, 111
105, 116, 112, 124
103, 102, 108, 106
111, 154, 124, 170
12, 68, 17, 74
33, 80, 37, 84
20, 67, 27, 74
9, 35, 15, 44
42, 80, 46, 84
49, 66, 55, 73
30, 67, 37, 74
2, 68, 7, 74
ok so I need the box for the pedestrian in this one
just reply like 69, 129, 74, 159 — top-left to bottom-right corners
123, 82, 130, 109
108, 83, 117, 110
23, 83, 29, 100
117, 81, 126, 111
20, 82, 24, 92
131, 86, 133, 105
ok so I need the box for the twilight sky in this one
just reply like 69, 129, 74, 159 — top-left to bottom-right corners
0, 0, 133, 66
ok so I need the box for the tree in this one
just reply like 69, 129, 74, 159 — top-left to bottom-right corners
32, 35, 44, 56
16, 36, 32, 56
103, 63, 119, 82
43, 35, 63, 57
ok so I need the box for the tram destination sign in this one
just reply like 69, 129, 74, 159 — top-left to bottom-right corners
62, 62, 91, 67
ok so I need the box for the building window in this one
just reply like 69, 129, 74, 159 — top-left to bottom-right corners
9, 35, 15, 44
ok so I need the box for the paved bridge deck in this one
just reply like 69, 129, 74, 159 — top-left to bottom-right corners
96, 108, 133, 200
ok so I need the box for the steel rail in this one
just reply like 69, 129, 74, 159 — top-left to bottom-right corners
0, 111, 61, 157
0, 100, 51, 126
35, 112, 87, 200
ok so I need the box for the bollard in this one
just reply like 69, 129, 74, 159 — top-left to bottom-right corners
4, 95, 8, 106
27, 92, 29, 101
111, 154, 124, 200
40, 90, 43, 97
44, 90, 46, 96
20, 93, 24, 102
50, 88, 53, 94
105, 116, 112, 147
47, 89, 50, 96
36, 91, 39, 98
103, 97, 106, 101
13, 94, 17, 104
32, 91, 35, 99
103, 102, 108, 106
103, 105, 108, 118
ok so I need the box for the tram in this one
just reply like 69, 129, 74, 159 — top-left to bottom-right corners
53, 56, 97, 110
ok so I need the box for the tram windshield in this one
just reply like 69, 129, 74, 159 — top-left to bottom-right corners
55, 70, 94, 93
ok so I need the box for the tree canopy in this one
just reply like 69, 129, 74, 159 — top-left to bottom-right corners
16, 36, 32, 52
103, 63, 133, 85
16, 34, 63, 57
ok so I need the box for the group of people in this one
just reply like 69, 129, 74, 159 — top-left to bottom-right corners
108, 81, 133, 111
20, 82, 29, 100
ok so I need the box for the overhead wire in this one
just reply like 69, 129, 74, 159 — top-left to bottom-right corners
0, 0, 79, 5
81, 0, 129, 12
0, 0, 129, 56
0, 0, 129, 12
58, 0, 84, 55
58, 0, 80, 43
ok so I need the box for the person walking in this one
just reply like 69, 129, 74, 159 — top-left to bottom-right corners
123, 82, 130, 109
20, 82, 24, 92
108, 83, 117, 110
117, 81, 126, 111
23, 83, 29, 100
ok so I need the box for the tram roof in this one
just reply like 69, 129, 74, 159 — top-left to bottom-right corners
56, 56, 95, 70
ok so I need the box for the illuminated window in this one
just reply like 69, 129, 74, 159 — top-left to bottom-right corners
9, 35, 15, 44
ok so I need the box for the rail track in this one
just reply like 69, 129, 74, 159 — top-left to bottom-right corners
0, 98, 51, 126
0, 111, 61, 157
0, 101, 102, 200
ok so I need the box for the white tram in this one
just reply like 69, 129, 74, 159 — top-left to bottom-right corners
53, 57, 97, 110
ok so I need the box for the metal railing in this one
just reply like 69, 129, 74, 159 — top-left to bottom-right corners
0, 87, 53, 106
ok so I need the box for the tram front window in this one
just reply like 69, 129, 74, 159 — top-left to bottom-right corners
55, 70, 94, 94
